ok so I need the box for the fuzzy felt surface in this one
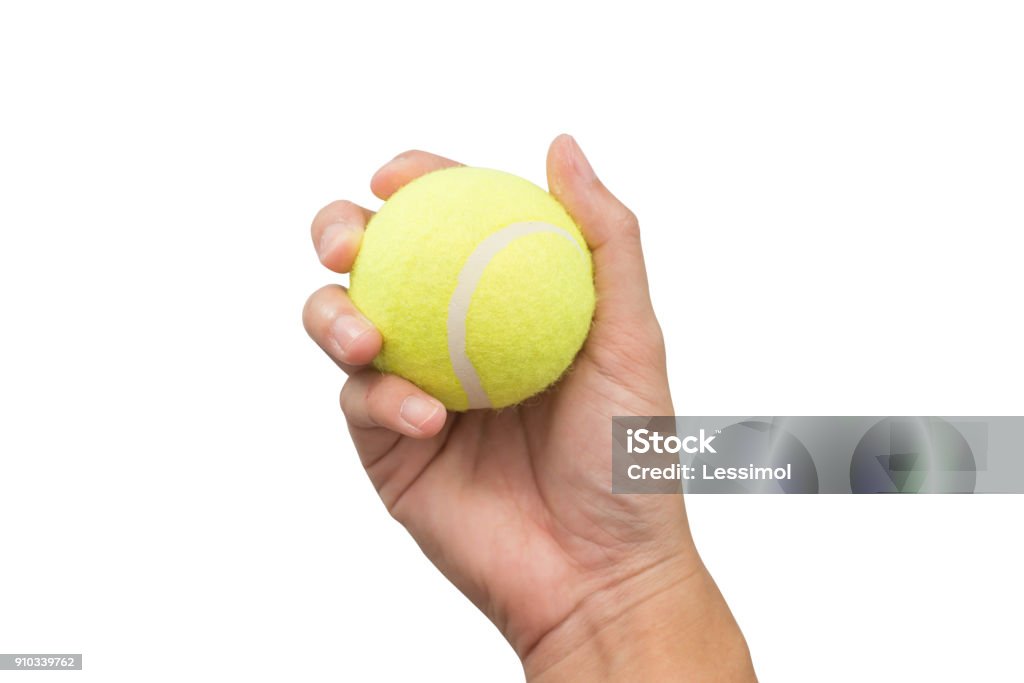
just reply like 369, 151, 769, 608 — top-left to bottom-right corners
349, 166, 595, 411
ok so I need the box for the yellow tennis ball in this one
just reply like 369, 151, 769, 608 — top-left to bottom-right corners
349, 166, 596, 411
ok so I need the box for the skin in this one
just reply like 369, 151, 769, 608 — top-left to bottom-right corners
304, 135, 757, 681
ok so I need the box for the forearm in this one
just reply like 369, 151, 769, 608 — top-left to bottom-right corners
523, 561, 756, 682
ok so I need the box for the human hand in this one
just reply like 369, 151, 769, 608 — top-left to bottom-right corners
304, 135, 755, 681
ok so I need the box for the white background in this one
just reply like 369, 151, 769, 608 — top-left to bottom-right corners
1, 1, 1022, 681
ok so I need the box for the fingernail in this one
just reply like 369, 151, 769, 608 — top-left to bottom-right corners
318, 222, 361, 262
567, 135, 597, 182
329, 313, 372, 357
399, 395, 443, 432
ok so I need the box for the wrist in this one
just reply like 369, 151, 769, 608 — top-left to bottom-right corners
523, 557, 755, 682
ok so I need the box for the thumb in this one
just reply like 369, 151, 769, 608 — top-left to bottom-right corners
546, 134, 658, 340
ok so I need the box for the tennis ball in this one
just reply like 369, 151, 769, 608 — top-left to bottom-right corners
349, 166, 596, 411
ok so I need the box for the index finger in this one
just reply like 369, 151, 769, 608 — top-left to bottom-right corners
370, 150, 462, 200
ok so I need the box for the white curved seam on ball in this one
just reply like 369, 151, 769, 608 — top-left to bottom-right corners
447, 222, 586, 409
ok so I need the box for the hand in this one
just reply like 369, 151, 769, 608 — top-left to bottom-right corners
304, 135, 755, 681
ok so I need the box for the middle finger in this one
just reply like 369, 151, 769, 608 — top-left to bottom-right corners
303, 284, 382, 371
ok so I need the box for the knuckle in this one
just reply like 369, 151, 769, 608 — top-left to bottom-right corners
362, 375, 393, 416
302, 285, 339, 329
614, 206, 641, 239
312, 200, 360, 232
593, 317, 666, 371
301, 289, 323, 332
331, 199, 360, 214
339, 374, 370, 415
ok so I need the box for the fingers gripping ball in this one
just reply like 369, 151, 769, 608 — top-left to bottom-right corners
349, 167, 596, 411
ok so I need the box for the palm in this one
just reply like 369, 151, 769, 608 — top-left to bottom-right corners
361, 335, 679, 656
